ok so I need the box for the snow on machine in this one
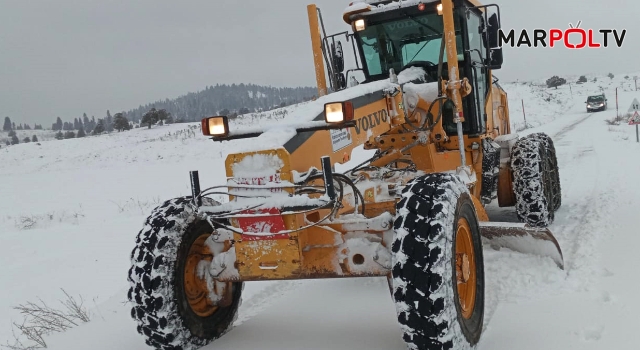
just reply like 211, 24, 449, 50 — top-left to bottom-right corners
127, 1, 564, 349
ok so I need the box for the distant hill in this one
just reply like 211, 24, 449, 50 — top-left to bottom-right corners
123, 83, 317, 123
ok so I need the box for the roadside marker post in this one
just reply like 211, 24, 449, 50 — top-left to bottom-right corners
616, 88, 619, 121
522, 99, 528, 129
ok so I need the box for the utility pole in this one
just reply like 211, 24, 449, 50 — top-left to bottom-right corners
635, 76, 638, 91
522, 99, 527, 129
616, 88, 619, 121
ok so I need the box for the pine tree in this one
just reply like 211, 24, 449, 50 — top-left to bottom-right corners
106, 110, 114, 132
2, 117, 11, 131
546, 76, 566, 89
17, 124, 23, 130
55, 131, 64, 140
77, 127, 86, 138
12, 122, 15, 130
156, 109, 170, 125
83, 116, 91, 132
23, 136, 30, 143
113, 113, 131, 131
141, 108, 158, 129
93, 120, 105, 135
8, 130, 16, 137
64, 130, 75, 139
11, 134, 19, 145
53, 117, 63, 131
32, 135, 38, 142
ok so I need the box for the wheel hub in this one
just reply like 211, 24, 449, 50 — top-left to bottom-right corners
457, 253, 471, 283
184, 233, 232, 317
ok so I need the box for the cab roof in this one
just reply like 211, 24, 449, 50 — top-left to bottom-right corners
343, 0, 485, 24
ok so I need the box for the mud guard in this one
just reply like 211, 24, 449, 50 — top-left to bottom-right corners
479, 222, 564, 269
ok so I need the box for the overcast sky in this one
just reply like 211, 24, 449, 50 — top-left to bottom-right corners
1, 0, 637, 125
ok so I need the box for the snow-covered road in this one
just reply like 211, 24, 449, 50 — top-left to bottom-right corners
1, 75, 639, 350
483, 93, 640, 349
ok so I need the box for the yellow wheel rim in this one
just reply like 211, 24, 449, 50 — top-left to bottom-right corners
455, 217, 477, 320
184, 234, 229, 317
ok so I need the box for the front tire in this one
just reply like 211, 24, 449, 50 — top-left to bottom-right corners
391, 174, 484, 350
127, 197, 243, 350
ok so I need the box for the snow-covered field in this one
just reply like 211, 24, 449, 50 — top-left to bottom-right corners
1, 73, 639, 350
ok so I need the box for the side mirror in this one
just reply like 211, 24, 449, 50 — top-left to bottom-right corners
335, 73, 347, 90
330, 41, 346, 91
485, 12, 503, 69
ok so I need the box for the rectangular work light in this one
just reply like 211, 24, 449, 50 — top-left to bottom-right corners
354, 19, 366, 32
201, 116, 229, 137
324, 101, 354, 124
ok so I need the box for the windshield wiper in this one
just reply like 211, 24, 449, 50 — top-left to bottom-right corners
407, 40, 431, 63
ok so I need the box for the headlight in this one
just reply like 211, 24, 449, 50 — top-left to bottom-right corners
324, 102, 354, 123
201, 116, 229, 137
354, 19, 366, 32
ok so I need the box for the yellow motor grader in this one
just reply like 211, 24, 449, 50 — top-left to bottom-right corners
127, 1, 564, 349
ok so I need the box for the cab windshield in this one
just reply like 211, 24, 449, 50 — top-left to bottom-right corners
356, 12, 464, 79
587, 95, 604, 103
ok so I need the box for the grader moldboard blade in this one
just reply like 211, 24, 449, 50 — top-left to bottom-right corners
479, 222, 565, 269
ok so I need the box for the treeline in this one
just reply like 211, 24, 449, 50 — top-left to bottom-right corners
122, 83, 316, 123
2, 83, 316, 146
2, 117, 41, 145
49, 111, 132, 139
2, 118, 44, 131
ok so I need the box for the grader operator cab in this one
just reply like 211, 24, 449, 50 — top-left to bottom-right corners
127, 1, 564, 350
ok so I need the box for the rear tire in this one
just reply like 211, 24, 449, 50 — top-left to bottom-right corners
391, 174, 484, 350
127, 197, 243, 350
528, 133, 561, 210
511, 134, 558, 227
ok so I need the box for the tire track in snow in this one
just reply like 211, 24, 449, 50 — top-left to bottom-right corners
552, 111, 597, 141
482, 111, 609, 332
233, 281, 303, 327
543, 111, 617, 290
